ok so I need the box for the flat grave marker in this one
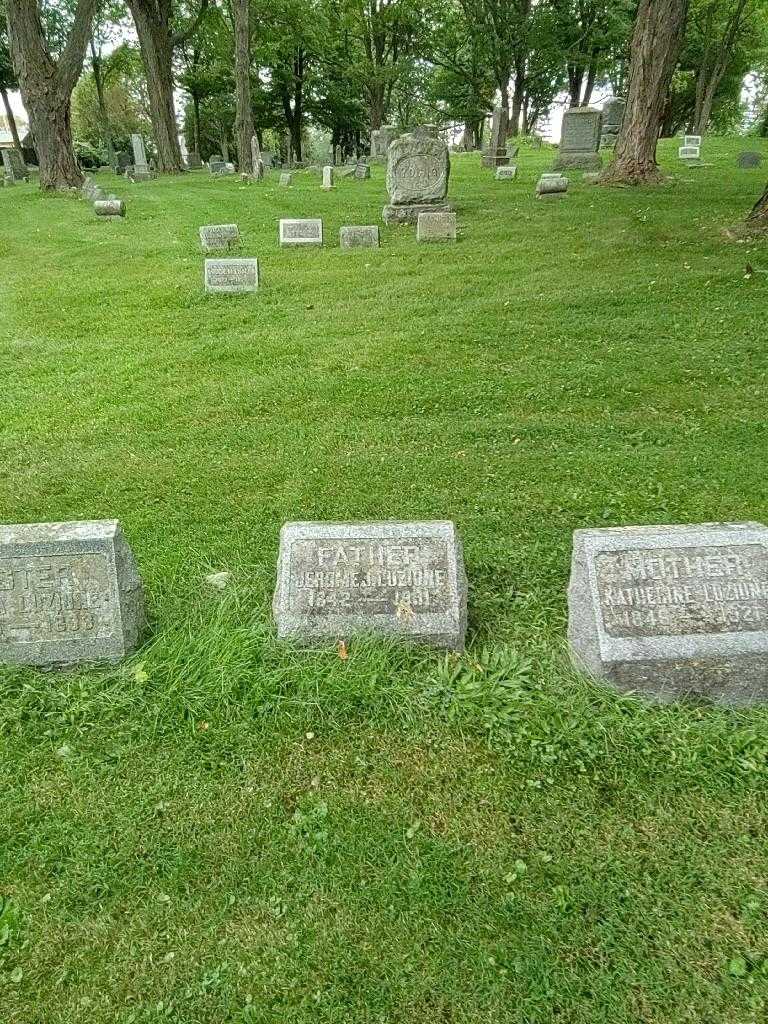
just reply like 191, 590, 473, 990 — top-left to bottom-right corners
199, 223, 240, 252
279, 218, 323, 247
273, 521, 467, 650
339, 225, 380, 249
416, 210, 457, 242
204, 258, 259, 294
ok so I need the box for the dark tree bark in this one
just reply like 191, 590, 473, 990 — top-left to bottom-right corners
232, 0, 253, 174
600, 0, 689, 186
192, 92, 201, 153
126, 0, 208, 173
89, 35, 115, 167
0, 85, 22, 151
7, 0, 99, 189
747, 183, 768, 225
279, 47, 304, 162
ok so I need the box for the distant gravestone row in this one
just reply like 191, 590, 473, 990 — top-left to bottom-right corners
5, 516, 768, 706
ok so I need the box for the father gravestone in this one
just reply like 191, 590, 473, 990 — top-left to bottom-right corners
568, 522, 768, 705
0, 520, 145, 667
383, 133, 451, 225
273, 520, 467, 649
553, 108, 602, 171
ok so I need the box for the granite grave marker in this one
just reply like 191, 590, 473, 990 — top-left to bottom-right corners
204, 258, 259, 294
199, 223, 240, 252
339, 225, 380, 249
383, 132, 451, 225
279, 218, 323, 246
553, 108, 602, 171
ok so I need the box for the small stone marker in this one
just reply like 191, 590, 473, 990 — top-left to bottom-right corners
0, 520, 145, 667
94, 199, 125, 219
568, 522, 768, 705
204, 258, 259, 294
684, 135, 702, 147
383, 133, 452, 225
199, 223, 240, 252
495, 165, 517, 181
553, 107, 602, 171
678, 144, 701, 161
416, 210, 457, 242
279, 218, 323, 247
354, 162, 371, 180
186, 151, 203, 170
273, 520, 467, 649
322, 165, 334, 189
738, 152, 762, 169
209, 159, 225, 174
536, 173, 568, 197
339, 225, 380, 249
582, 172, 600, 185
130, 133, 152, 180
279, 172, 292, 187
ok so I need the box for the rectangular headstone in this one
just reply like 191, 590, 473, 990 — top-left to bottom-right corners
679, 145, 700, 161
204, 258, 259, 294
354, 162, 371, 180
339, 225, 380, 249
131, 133, 147, 166
416, 211, 457, 242
568, 522, 768, 706
279, 172, 292, 187
199, 223, 240, 252
94, 199, 125, 219
273, 521, 467, 649
322, 166, 334, 189
0, 520, 145, 667
209, 159, 226, 174
279, 218, 323, 247
554, 108, 602, 171
482, 106, 509, 168
684, 135, 702, 147
495, 165, 517, 180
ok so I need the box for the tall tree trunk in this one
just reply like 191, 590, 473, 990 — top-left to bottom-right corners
89, 36, 115, 167
127, 0, 184, 173
0, 86, 22, 151
747, 183, 768, 224
7, 0, 98, 189
232, 0, 253, 173
192, 93, 201, 153
582, 59, 597, 107
510, 68, 524, 136
600, 0, 689, 186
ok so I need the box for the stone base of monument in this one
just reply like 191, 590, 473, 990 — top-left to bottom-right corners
481, 149, 510, 169
0, 520, 145, 668
382, 202, 453, 226
552, 152, 602, 171
568, 522, 768, 706
273, 521, 467, 650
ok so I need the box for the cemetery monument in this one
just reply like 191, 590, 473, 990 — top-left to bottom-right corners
383, 133, 452, 225
553, 108, 602, 171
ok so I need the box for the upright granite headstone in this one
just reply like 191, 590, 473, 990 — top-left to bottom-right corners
568, 522, 768, 705
482, 107, 509, 169
383, 133, 451, 225
354, 162, 371, 180
339, 225, 380, 249
600, 98, 625, 148
204, 259, 259, 294
2, 148, 28, 181
130, 134, 151, 180
738, 152, 763, 169
250, 134, 262, 175
279, 218, 323, 247
553, 108, 602, 171
199, 223, 240, 252
370, 125, 399, 162
322, 166, 334, 190
209, 159, 226, 174
0, 520, 145, 667
186, 151, 203, 170
273, 521, 467, 649
679, 144, 701, 162
279, 172, 293, 187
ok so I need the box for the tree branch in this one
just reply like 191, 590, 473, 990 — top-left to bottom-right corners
172, 0, 210, 49
56, 0, 101, 92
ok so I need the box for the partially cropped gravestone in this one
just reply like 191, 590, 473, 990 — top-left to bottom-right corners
273, 521, 467, 649
416, 211, 456, 242
568, 522, 768, 705
340, 225, 379, 249
553, 108, 602, 171
94, 199, 125, 219
199, 223, 240, 252
279, 218, 323, 247
383, 133, 451, 225
0, 520, 145, 667
204, 259, 259, 294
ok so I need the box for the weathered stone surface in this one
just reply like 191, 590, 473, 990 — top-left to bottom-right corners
279, 172, 293, 187
354, 162, 371, 180
383, 133, 451, 225
600, 97, 625, 148
204, 258, 259, 293
186, 152, 203, 170
370, 125, 400, 160
495, 165, 517, 180
482, 107, 509, 168
679, 145, 701, 161
738, 152, 763, 168
94, 199, 125, 219
416, 211, 457, 242
337, 165, 357, 179
209, 159, 226, 174
568, 522, 768, 706
2, 148, 28, 181
322, 166, 334, 189
250, 134, 261, 169
536, 173, 568, 196
0, 520, 145, 667
413, 124, 439, 139
279, 218, 323, 247
199, 223, 240, 252
130, 133, 151, 179
273, 520, 467, 649
684, 135, 702, 147
553, 108, 602, 171
339, 225, 380, 249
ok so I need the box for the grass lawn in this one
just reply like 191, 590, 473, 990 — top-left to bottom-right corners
2, 137, 768, 1023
